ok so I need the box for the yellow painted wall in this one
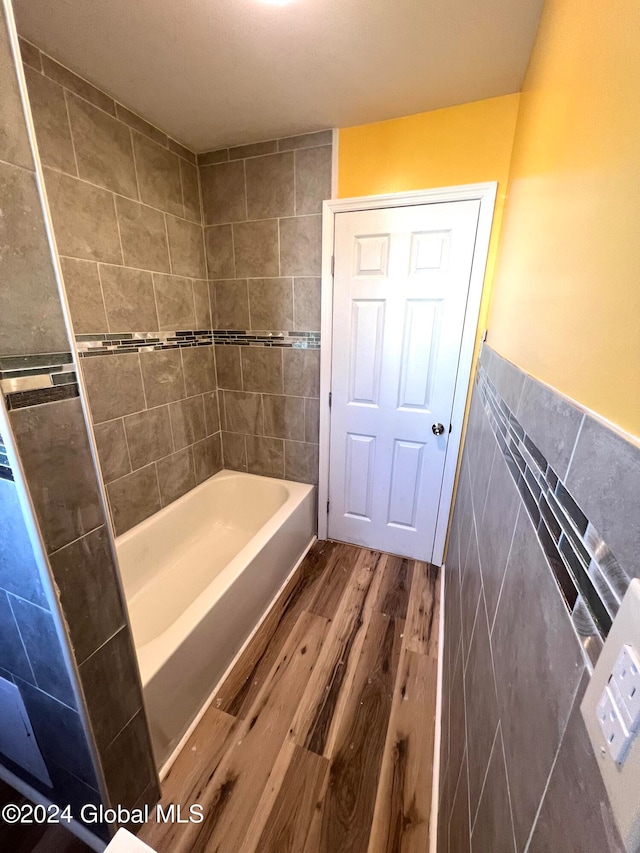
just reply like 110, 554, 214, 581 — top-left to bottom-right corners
488, 0, 640, 438
338, 94, 520, 364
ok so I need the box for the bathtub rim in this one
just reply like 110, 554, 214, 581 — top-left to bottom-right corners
115, 469, 315, 684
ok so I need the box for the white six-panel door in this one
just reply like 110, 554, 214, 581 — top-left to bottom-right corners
328, 201, 480, 560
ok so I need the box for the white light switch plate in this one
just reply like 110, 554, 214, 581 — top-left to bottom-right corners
581, 579, 640, 852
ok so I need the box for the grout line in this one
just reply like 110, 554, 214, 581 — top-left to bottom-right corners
565, 412, 585, 480
129, 126, 143, 203
470, 719, 500, 836
242, 159, 249, 220
61, 89, 80, 179
499, 722, 519, 853
94, 263, 110, 333
489, 504, 521, 636
163, 213, 174, 275
119, 416, 134, 474
5, 593, 39, 690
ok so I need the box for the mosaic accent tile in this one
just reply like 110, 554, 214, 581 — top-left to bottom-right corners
75, 329, 321, 356
0, 431, 13, 481
477, 363, 630, 645
0, 352, 79, 411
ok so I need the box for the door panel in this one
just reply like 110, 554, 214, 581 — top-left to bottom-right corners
328, 201, 480, 560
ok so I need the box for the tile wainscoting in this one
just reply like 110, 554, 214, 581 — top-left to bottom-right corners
438, 343, 636, 853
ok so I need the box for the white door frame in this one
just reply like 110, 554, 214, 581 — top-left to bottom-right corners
318, 182, 497, 565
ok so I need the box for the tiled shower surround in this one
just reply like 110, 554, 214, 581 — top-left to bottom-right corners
438, 344, 638, 853
0, 7, 158, 842
21, 36, 331, 534
199, 132, 330, 483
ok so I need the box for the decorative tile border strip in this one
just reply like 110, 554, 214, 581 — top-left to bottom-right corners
477, 364, 630, 656
0, 431, 13, 482
75, 330, 321, 356
0, 353, 79, 410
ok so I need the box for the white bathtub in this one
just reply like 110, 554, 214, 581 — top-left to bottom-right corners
115, 470, 316, 765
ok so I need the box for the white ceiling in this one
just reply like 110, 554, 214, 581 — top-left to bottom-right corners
13, 0, 543, 153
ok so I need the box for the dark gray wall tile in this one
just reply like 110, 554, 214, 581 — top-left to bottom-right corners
107, 464, 161, 536
294, 146, 332, 215
44, 167, 122, 263
449, 750, 470, 853
124, 406, 173, 469
241, 346, 283, 394
229, 139, 277, 160
485, 348, 525, 413
60, 257, 108, 334
0, 478, 47, 608
477, 450, 520, 627
80, 628, 142, 751
93, 419, 130, 483
0, 591, 34, 683
215, 345, 242, 390
283, 348, 319, 397
278, 130, 333, 151
181, 345, 216, 396
139, 349, 186, 407
157, 447, 196, 505
82, 353, 145, 423
491, 511, 584, 850
263, 394, 305, 441
66, 94, 137, 197
103, 710, 158, 811
23, 66, 75, 174
200, 160, 246, 225
169, 395, 206, 450
221, 431, 246, 472
566, 415, 640, 580
18, 679, 96, 787
245, 152, 294, 219
527, 673, 625, 853
193, 433, 222, 484
48, 526, 125, 664
99, 264, 158, 332
279, 214, 321, 276
0, 162, 69, 356
115, 196, 171, 274
470, 724, 516, 853
203, 390, 220, 435
222, 390, 263, 435
284, 440, 318, 484
10, 397, 103, 553
233, 219, 279, 278
516, 375, 583, 479
246, 435, 285, 479
465, 591, 500, 823
9, 595, 75, 707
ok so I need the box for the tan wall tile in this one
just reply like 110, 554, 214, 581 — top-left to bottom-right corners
123, 406, 173, 469
153, 273, 195, 330
283, 348, 320, 397
167, 214, 206, 278
213, 279, 250, 330
115, 103, 167, 147
279, 214, 322, 276
44, 167, 122, 263
293, 277, 321, 331
193, 279, 212, 328
200, 160, 246, 225
193, 433, 222, 483
67, 94, 138, 197
60, 257, 107, 334
23, 66, 75, 174
139, 349, 186, 407
294, 146, 332, 215
246, 434, 284, 478
107, 464, 161, 536
115, 195, 170, 273
0, 22, 34, 169
248, 277, 293, 330
221, 431, 246, 471
41, 55, 116, 115
0, 163, 69, 355
233, 219, 279, 278
241, 346, 283, 394
94, 419, 130, 483
263, 394, 305, 441
157, 447, 196, 505
205, 224, 235, 278
245, 152, 294, 219
215, 345, 242, 390
81, 353, 145, 423
180, 159, 201, 223
99, 265, 158, 332
132, 132, 183, 217
284, 440, 319, 484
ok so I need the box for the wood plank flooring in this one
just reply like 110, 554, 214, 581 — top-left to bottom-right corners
140, 541, 440, 853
